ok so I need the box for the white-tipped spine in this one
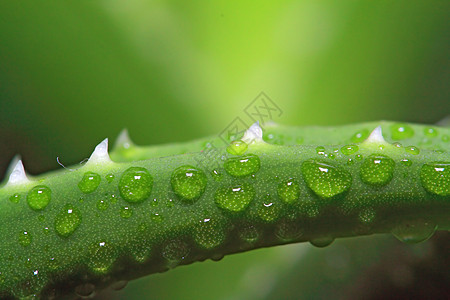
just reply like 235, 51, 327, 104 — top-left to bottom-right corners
242, 122, 265, 145
6, 159, 31, 187
85, 138, 113, 166
114, 128, 134, 150
364, 126, 387, 144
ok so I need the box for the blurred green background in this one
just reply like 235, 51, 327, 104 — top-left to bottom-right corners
0, 1, 448, 299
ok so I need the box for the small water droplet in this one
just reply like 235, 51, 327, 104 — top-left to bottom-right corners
420, 162, 449, 196
276, 220, 303, 241
119, 167, 153, 203
390, 123, 414, 140
226, 140, 248, 155
405, 146, 420, 155
162, 240, 189, 267
151, 213, 163, 223
43, 227, 50, 234
239, 224, 260, 244
277, 178, 300, 204
170, 165, 207, 202
55, 204, 82, 238
214, 183, 255, 212
257, 196, 280, 222
96, 199, 109, 211
88, 241, 117, 274
110, 280, 128, 291
78, 172, 101, 194
310, 236, 334, 248
74, 283, 96, 299
360, 154, 395, 186
105, 173, 115, 183
9, 193, 20, 203
392, 219, 437, 244
18, 231, 32, 247
351, 129, 369, 143
301, 160, 352, 198
400, 158, 412, 167
211, 169, 223, 182
120, 206, 133, 219
193, 218, 225, 249
316, 146, 325, 155
224, 154, 261, 177
424, 127, 438, 137
340, 145, 359, 155
27, 185, 51, 211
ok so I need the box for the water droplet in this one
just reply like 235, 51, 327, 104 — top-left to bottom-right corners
226, 140, 248, 155
170, 165, 207, 202
390, 123, 414, 140
74, 283, 96, 299
277, 178, 300, 204
310, 236, 334, 248
214, 183, 255, 212
78, 172, 101, 194
210, 169, 223, 182
9, 193, 20, 203
193, 218, 225, 249
340, 145, 359, 155
424, 127, 438, 137
110, 280, 128, 291
405, 146, 420, 155
239, 224, 260, 244
358, 208, 376, 224
316, 146, 325, 155
151, 213, 163, 223
257, 196, 280, 222
400, 158, 412, 167
27, 185, 51, 211
105, 173, 115, 183
55, 204, 82, 238
43, 227, 50, 234
120, 206, 133, 219
276, 220, 303, 241
162, 240, 189, 267
301, 160, 352, 198
360, 154, 395, 186
347, 158, 354, 165
420, 162, 449, 196
18, 231, 32, 247
96, 199, 109, 211
224, 154, 261, 177
351, 129, 369, 143
119, 167, 153, 203
88, 241, 117, 274
392, 219, 437, 244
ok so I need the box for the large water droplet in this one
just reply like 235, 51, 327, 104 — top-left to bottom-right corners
391, 219, 437, 244
55, 204, 82, 238
360, 154, 395, 186
88, 241, 117, 274
78, 172, 101, 194
277, 178, 300, 204
390, 123, 414, 140
420, 162, 449, 196
214, 183, 255, 212
119, 167, 153, 203
310, 236, 334, 248
226, 140, 248, 155
301, 160, 352, 198
74, 283, 96, 299
224, 154, 261, 177
170, 165, 207, 202
18, 231, 32, 247
27, 185, 51, 211
193, 218, 225, 249
341, 145, 359, 155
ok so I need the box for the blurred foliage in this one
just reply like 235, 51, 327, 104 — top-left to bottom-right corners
0, 1, 448, 299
